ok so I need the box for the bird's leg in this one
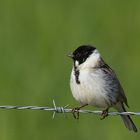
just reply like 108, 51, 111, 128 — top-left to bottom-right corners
100, 108, 109, 120
72, 104, 88, 119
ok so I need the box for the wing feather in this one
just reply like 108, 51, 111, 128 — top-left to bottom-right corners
98, 58, 128, 107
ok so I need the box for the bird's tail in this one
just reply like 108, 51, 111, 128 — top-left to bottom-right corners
114, 102, 137, 132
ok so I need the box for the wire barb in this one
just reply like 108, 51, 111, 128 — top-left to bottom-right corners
0, 103, 139, 117
52, 100, 69, 119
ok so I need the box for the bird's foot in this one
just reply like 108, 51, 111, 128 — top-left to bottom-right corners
72, 104, 88, 119
100, 108, 109, 120
72, 107, 80, 119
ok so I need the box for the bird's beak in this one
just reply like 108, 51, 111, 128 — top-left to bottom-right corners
67, 53, 74, 59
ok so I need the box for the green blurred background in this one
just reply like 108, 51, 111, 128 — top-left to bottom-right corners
0, 0, 140, 139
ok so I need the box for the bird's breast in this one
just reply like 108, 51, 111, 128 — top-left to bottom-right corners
70, 69, 111, 108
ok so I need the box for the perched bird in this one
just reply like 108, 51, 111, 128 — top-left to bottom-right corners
68, 45, 137, 132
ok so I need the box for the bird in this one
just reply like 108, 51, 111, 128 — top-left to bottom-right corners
68, 45, 137, 132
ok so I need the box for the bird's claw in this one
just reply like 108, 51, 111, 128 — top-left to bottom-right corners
72, 107, 80, 119
100, 109, 108, 120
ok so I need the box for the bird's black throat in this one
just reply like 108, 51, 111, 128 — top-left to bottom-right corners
74, 65, 80, 84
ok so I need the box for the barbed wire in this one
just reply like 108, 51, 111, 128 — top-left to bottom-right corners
0, 100, 139, 118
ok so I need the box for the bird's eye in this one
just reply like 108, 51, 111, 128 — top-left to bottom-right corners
76, 53, 81, 59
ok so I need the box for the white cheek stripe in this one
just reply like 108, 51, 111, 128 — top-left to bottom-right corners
75, 60, 79, 67
79, 50, 101, 69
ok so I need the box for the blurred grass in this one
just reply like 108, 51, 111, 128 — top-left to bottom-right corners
0, 0, 140, 139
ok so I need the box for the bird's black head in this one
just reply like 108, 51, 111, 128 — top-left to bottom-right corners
69, 45, 96, 65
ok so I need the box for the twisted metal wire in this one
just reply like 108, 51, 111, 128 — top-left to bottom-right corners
0, 100, 139, 118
